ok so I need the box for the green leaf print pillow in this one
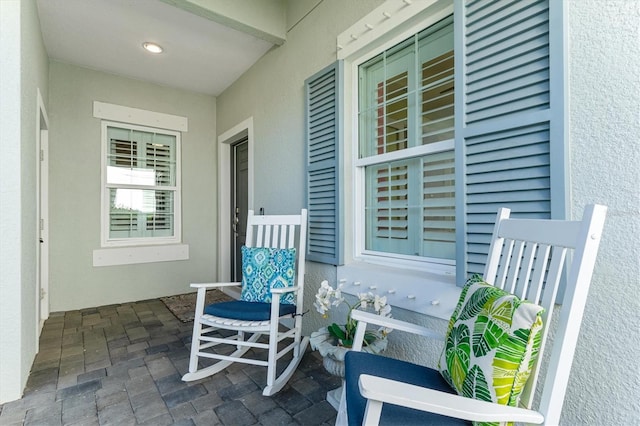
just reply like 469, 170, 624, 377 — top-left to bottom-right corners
438, 275, 544, 426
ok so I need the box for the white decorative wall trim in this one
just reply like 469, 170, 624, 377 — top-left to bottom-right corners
337, 261, 459, 320
93, 101, 188, 132
93, 244, 189, 267
337, 0, 444, 60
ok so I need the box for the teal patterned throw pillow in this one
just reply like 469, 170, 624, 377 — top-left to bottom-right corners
438, 275, 544, 426
240, 246, 297, 305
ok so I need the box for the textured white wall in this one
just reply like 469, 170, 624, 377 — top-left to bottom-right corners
0, 0, 49, 403
20, 0, 50, 386
565, 1, 640, 424
48, 62, 218, 311
216, 0, 640, 424
0, 0, 24, 404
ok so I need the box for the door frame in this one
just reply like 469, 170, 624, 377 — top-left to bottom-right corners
217, 117, 254, 282
35, 88, 49, 344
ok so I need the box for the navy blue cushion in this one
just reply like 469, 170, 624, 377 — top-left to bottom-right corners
204, 300, 296, 321
345, 351, 471, 426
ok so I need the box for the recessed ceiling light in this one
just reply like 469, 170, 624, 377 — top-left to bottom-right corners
142, 42, 163, 54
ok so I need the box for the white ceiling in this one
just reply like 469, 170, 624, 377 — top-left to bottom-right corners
36, 0, 276, 96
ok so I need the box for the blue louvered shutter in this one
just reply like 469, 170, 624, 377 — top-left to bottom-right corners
455, 0, 565, 278
305, 61, 343, 265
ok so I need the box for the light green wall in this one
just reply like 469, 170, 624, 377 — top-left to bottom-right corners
216, 0, 384, 216
215, 0, 639, 424
163, 0, 287, 44
48, 62, 217, 311
0, 0, 49, 403
285, 0, 321, 31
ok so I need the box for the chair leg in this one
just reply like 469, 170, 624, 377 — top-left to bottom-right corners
237, 330, 244, 350
265, 317, 280, 391
187, 324, 202, 374
262, 336, 310, 396
187, 287, 208, 374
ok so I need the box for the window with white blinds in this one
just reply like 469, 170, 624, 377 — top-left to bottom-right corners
358, 15, 455, 263
102, 121, 180, 246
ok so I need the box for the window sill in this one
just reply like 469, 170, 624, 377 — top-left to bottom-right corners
93, 244, 189, 267
336, 261, 461, 320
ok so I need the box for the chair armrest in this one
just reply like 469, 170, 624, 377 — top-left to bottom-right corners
359, 375, 544, 424
190, 282, 240, 289
350, 310, 445, 341
270, 286, 300, 294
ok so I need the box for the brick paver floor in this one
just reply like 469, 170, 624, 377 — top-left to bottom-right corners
0, 299, 340, 425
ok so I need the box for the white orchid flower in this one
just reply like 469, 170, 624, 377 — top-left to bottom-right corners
379, 304, 392, 317
357, 293, 368, 309
314, 279, 393, 338
334, 284, 342, 299
373, 295, 387, 313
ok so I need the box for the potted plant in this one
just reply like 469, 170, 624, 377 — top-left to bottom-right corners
310, 280, 392, 377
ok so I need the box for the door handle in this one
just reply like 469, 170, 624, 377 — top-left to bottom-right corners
232, 207, 240, 235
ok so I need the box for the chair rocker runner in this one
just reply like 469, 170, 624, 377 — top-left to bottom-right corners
342, 204, 607, 425
183, 209, 309, 396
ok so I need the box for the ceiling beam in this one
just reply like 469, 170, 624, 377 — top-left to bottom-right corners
160, 0, 286, 45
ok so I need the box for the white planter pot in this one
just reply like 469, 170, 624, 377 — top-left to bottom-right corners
310, 326, 388, 378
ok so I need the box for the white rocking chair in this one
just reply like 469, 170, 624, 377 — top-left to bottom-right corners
343, 204, 607, 425
182, 209, 309, 396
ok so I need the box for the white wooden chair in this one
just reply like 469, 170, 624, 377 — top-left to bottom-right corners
342, 204, 607, 425
182, 209, 309, 396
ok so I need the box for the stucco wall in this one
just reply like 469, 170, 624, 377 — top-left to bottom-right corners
0, 0, 49, 403
20, 0, 50, 391
565, 0, 640, 423
48, 62, 218, 311
215, 0, 640, 424
0, 0, 24, 404
216, 0, 385, 216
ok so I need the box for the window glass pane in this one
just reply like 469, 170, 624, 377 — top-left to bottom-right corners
358, 15, 454, 262
365, 159, 414, 255
418, 17, 454, 145
364, 151, 454, 260
106, 126, 176, 186
146, 136, 176, 186
359, 39, 414, 158
108, 188, 174, 238
422, 150, 455, 259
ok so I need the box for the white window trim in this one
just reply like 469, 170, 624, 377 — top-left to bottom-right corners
338, 0, 460, 315
93, 101, 188, 132
93, 244, 189, 267
100, 120, 182, 247
354, 139, 453, 167
92, 101, 188, 266
337, 261, 458, 320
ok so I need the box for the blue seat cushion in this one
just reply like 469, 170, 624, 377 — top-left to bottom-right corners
204, 300, 296, 321
345, 351, 471, 426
